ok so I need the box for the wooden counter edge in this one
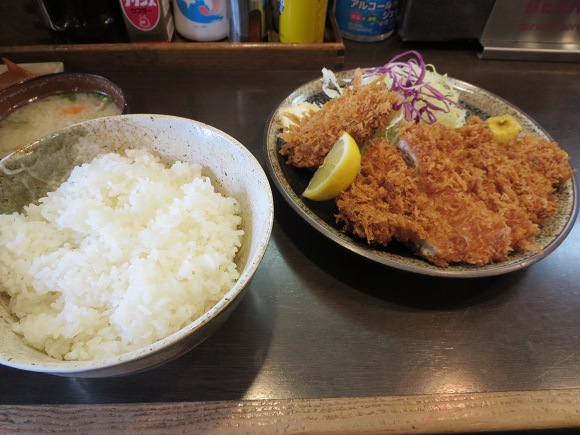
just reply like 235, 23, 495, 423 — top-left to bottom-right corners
1, 388, 580, 434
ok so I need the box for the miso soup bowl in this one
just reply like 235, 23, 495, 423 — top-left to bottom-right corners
0, 114, 274, 377
0, 72, 128, 158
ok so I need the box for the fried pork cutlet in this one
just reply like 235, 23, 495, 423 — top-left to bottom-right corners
279, 78, 398, 169
336, 117, 574, 267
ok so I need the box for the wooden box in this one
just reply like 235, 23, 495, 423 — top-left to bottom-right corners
0, 12, 345, 72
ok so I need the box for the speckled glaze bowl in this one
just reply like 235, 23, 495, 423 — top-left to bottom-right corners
264, 71, 578, 278
0, 114, 274, 377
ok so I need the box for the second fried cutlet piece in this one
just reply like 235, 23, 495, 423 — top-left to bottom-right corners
399, 117, 573, 252
337, 118, 573, 267
279, 79, 398, 169
336, 137, 513, 267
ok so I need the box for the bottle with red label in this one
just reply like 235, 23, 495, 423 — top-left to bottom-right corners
172, 0, 228, 41
119, 0, 175, 42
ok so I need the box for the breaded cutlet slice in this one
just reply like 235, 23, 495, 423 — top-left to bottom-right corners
399, 117, 573, 252
279, 78, 398, 169
336, 137, 513, 267
337, 118, 573, 267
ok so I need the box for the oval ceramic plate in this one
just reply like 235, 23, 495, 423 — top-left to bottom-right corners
264, 71, 578, 278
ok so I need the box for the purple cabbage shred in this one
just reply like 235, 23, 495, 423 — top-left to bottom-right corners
362, 50, 461, 125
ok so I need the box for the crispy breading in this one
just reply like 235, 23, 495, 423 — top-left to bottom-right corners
279, 76, 398, 169
336, 118, 574, 267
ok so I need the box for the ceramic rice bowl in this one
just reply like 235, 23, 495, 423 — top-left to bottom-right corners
0, 114, 273, 377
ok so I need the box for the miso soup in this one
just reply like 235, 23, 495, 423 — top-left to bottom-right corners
0, 91, 122, 158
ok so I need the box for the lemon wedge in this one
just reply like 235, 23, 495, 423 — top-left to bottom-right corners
302, 131, 361, 201
486, 114, 523, 140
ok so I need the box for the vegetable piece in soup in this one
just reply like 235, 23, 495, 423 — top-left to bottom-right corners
0, 92, 121, 157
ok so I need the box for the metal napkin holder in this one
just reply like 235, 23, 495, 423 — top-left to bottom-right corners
479, 0, 580, 61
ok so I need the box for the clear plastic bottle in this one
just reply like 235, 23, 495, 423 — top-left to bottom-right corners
228, 0, 266, 42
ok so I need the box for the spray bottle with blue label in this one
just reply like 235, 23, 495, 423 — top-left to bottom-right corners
173, 0, 228, 41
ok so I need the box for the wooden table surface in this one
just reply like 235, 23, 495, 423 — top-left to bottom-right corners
1, 24, 580, 434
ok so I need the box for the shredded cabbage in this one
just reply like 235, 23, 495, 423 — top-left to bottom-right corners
363, 50, 464, 126
321, 50, 466, 128
321, 67, 344, 99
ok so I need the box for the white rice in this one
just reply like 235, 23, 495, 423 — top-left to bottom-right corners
0, 149, 244, 361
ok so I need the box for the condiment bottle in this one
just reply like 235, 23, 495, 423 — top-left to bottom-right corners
228, 0, 266, 42
172, 0, 228, 41
334, 0, 397, 42
279, 0, 328, 43
119, 0, 174, 42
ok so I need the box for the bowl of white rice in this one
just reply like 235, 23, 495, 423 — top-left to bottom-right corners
0, 114, 273, 377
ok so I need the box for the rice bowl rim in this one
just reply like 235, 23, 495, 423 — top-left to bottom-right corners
0, 114, 274, 375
